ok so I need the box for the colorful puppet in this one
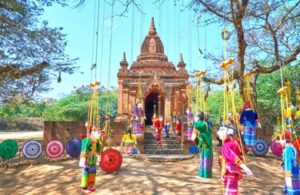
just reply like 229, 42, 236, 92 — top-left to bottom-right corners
240, 101, 260, 150
132, 102, 145, 135
194, 112, 213, 178
282, 130, 300, 195
217, 124, 253, 195
186, 107, 194, 141
121, 125, 137, 156
286, 102, 296, 132
164, 121, 170, 139
154, 115, 164, 146
176, 119, 182, 143
79, 129, 102, 194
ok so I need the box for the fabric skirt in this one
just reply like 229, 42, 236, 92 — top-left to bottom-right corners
224, 174, 239, 195
243, 126, 256, 148
124, 143, 134, 154
81, 164, 97, 188
198, 147, 213, 178
185, 127, 193, 141
132, 121, 143, 134
284, 175, 300, 195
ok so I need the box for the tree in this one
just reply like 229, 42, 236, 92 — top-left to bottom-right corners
190, 0, 300, 112
0, 0, 77, 103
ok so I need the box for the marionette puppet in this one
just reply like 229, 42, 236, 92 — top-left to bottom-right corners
286, 102, 296, 132
121, 124, 137, 156
137, 102, 146, 129
186, 107, 194, 141
282, 130, 300, 195
79, 128, 102, 194
217, 123, 253, 195
176, 119, 182, 143
163, 120, 171, 139
132, 104, 141, 134
194, 112, 213, 178
154, 115, 164, 147
239, 101, 260, 150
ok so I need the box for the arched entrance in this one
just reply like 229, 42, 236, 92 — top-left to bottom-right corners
145, 93, 158, 125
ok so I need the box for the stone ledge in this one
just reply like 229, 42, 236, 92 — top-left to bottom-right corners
134, 154, 194, 162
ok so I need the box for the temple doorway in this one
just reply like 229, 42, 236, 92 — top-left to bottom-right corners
145, 93, 158, 125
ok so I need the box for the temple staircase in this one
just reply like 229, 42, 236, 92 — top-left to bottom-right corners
143, 126, 184, 155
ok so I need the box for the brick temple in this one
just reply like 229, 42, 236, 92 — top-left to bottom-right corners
116, 17, 189, 122
113, 18, 189, 149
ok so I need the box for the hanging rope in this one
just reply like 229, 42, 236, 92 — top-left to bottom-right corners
130, 3, 135, 62
99, 0, 106, 81
166, 0, 169, 54
178, 3, 181, 56
106, 0, 116, 114
220, 58, 247, 164
139, 0, 144, 44
93, 0, 101, 80
90, 0, 98, 83
203, 16, 207, 69
188, 10, 192, 72
173, 2, 177, 60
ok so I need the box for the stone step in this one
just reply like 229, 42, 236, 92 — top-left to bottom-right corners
144, 134, 178, 140
144, 144, 182, 150
143, 149, 184, 155
144, 138, 178, 142
143, 140, 180, 144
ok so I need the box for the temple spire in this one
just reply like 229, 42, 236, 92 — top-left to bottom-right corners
177, 53, 186, 71
148, 17, 157, 36
122, 52, 127, 62
179, 53, 184, 63
120, 52, 128, 69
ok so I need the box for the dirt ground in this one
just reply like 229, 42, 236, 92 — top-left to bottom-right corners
0, 131, 284, 195
0, 150, 284, 195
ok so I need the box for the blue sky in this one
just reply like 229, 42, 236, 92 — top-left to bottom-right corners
42, 0, 224, 99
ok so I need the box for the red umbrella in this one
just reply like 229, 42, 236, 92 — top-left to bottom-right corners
99, 148, 122, 173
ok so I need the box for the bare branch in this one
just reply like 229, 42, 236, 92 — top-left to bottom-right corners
277, 0, 300, 30
250, 44, 300, 75
195, 0, 233, 22
117, 0, 145, 17
203, 70, 238, 85
0, 62, 48, 79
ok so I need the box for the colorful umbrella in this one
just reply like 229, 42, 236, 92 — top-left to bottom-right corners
253, 138, 269, 157
270, 141, 283, 157
46, 140, 64, 158
22, 140, 43, 159
66, 138, 81, 158
0, 139, 18, 160
99, 148, 122, 173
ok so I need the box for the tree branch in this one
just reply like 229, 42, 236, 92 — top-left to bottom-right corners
203, 70, 238, 85
195, 0, 233, 22
277, 0, 300, 30
0, 62, 48, 78
250, 44, 300, 74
